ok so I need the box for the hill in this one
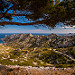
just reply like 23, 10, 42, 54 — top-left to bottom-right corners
0, 43, 75, 68
0, 33, 75, 68
2, 33, 75, 49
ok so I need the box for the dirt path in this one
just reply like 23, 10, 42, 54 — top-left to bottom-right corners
53, 50, 75, 61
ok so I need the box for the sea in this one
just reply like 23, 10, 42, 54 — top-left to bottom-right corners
0, 33, 70, 43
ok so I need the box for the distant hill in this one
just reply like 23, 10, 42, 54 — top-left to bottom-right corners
2, 33, 75, 49
64, 33, 75, 36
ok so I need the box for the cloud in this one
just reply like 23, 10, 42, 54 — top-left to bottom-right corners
27, 28, 75, 33
57, 26, 75, 29
0, 25, 75, 33
28, 29, 49, 33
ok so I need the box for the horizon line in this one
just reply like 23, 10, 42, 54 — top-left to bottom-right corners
0, 32, 75, 34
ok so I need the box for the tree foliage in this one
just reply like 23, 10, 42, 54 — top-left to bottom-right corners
0, 0, 75, 28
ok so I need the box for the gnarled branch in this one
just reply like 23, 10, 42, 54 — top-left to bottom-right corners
5, 6, 14, 14
5, 13, 29, 17
0, 20, 45, 26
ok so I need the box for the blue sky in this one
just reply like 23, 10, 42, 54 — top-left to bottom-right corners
0, 17, 75, 33
0, 24, 75, 33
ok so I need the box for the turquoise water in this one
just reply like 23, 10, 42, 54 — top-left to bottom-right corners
0, 33, 66, 43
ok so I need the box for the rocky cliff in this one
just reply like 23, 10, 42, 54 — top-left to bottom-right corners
2, 33, 75, 49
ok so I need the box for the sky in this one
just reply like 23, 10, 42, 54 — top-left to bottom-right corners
0, 24, 75, 33
0, 17, 75, 33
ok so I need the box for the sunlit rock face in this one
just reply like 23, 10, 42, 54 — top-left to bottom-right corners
47, 33, 58, 39
2, 33, 75, 49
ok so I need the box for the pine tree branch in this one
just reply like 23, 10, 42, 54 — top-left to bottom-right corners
0, 20, 45, 26
5, 13, 29, 17
5, 6, 14, 14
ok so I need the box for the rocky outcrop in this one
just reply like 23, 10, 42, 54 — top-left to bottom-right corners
2, 33, 75, 49
47, 33, 58, 39
0, 65, 75, 75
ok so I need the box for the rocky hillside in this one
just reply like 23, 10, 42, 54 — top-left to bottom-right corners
1, 33, 75, 67
0, 44, 75, 68
2, 33, 75, 49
